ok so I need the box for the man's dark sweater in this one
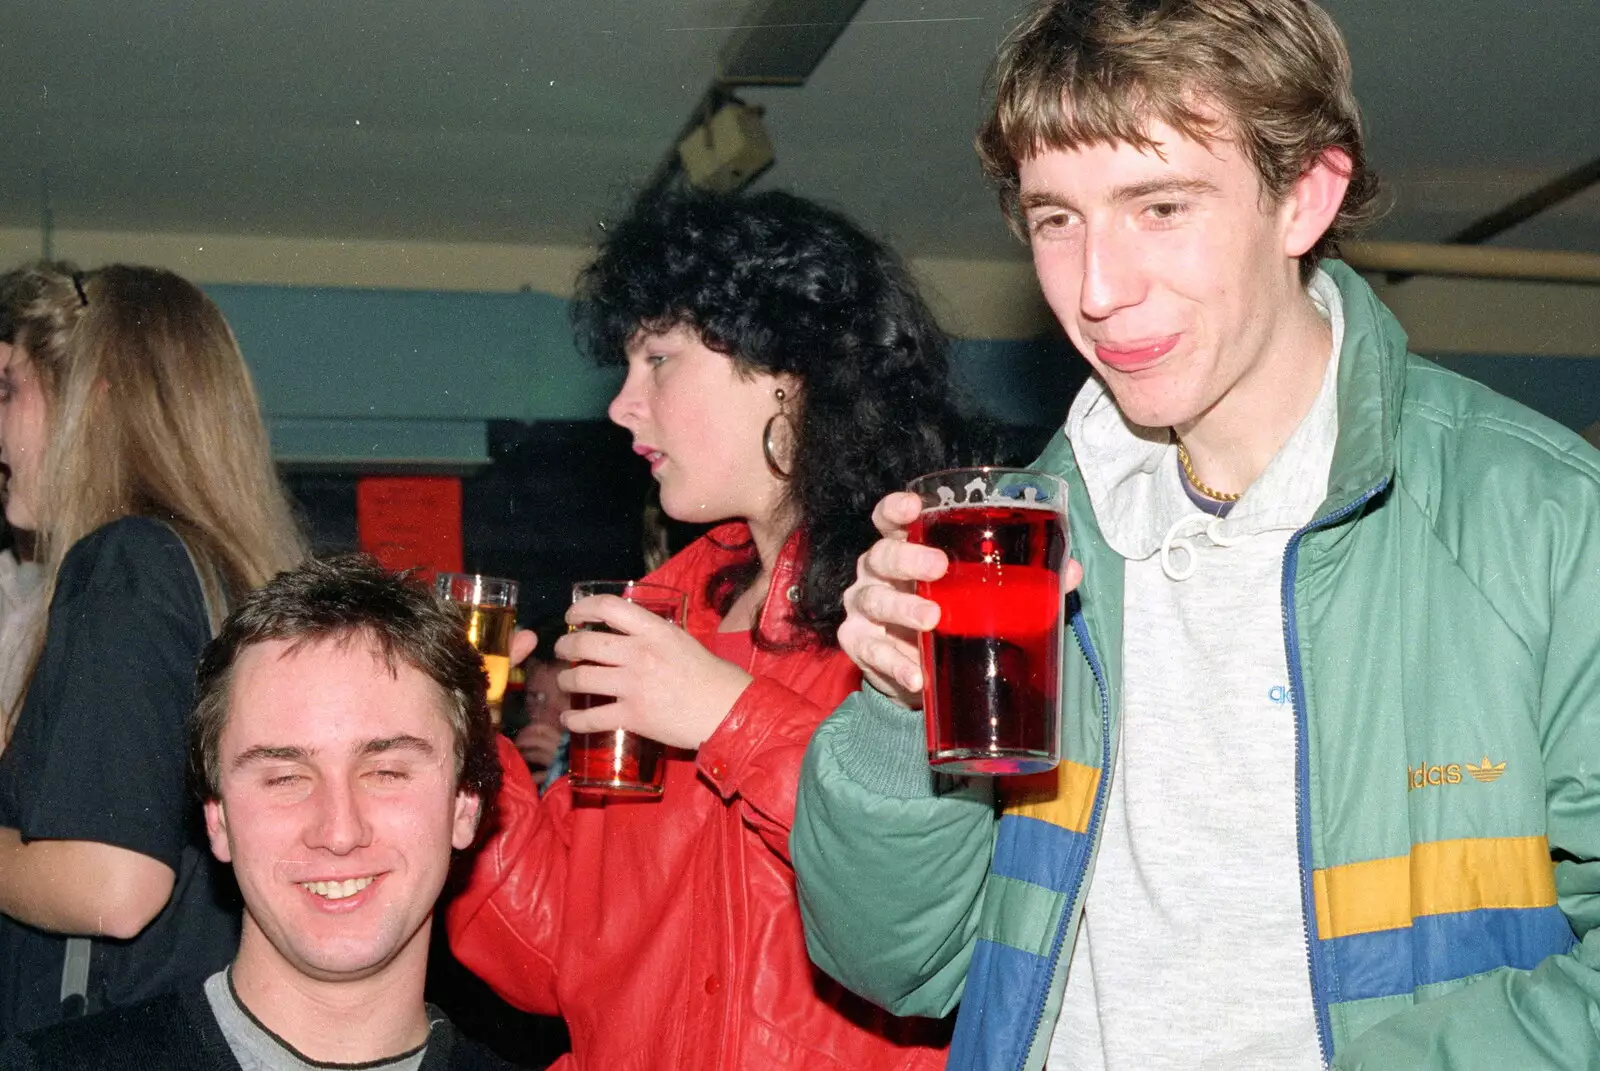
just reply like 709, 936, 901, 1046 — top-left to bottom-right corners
0, 984, 522, 1071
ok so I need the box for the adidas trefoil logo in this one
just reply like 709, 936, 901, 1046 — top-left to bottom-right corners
1408, 755, 1507, 790
1465, 756, 1507, 784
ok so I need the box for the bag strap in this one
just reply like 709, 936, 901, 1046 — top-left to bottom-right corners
60, 522, 229, 1017
171, 531, 230, 634
58, 938, 92, 1014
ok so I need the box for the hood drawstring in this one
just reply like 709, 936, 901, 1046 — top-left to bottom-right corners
1159, 513, 1242, 581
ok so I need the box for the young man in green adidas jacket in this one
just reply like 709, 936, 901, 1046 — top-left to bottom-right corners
791, 1, 1600, 1068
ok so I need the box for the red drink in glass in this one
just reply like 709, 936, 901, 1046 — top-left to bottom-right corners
909, 469, 1068, 775
569, 696, 667, 795
567, 582, 687, 797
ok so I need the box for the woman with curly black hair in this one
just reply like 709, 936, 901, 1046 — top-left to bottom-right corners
447, 188, 974, 1070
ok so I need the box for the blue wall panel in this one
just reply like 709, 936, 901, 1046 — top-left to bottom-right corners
1430, 354, 1600, 434
206, 283, 620, 465
201, 283, 1600, 465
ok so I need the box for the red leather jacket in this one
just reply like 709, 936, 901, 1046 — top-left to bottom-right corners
447, 525, 950, 1071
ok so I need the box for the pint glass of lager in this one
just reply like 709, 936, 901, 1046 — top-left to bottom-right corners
436, 573, 519, 727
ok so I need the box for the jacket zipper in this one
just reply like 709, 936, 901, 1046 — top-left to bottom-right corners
1018, 608, 1114, 1071
1280, 478, 1388, 1067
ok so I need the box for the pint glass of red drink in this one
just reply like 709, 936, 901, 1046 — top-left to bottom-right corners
908, 467, 1068, 775
567, 581, 688, 797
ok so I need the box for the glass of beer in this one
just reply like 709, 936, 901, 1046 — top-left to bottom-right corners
567, 580, 688, 798
435, 573, 519, 728
908, 467, 1068, 775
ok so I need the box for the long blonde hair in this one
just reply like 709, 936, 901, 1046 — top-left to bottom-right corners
7, 263, 305, 727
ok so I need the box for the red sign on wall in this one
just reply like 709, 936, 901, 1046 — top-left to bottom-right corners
356, 476, 464, 581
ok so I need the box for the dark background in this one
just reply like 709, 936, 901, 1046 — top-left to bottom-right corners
286, 420, 660, 634
283, 414, 1072, 635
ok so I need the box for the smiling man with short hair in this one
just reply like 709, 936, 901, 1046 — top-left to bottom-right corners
0, 556, 516, 1071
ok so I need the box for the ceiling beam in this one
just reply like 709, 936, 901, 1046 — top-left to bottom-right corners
1445, 156, 1600, 246
1348, 240, 1600, 286
638, 0, 869, 199
1387, 156, 1600, 284
718, 0, 871, 86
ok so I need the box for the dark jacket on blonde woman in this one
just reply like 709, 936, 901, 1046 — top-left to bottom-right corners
0, 264, 304, 1033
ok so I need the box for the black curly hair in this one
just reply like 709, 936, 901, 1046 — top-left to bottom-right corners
574, 188, 987, 648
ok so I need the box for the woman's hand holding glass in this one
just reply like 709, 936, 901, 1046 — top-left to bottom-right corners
555, 594, 752, 751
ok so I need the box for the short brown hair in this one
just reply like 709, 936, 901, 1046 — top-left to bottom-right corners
189, 555, 501, 837
976, 0, 1381, 281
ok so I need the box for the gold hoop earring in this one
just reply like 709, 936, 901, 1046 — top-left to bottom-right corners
762, 387, 794, 480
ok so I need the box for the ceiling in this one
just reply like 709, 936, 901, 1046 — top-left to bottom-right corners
0, 0, 1596, 264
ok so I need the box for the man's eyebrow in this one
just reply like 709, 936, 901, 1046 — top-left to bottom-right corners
1018, 176, 1220, 214
232, 744, 313, 770
1019, 189, 1075, 213
359, 735, 436, 759
1109, 176, 1220, 202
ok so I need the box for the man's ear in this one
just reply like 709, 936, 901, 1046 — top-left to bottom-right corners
1282, 147, 1353, 259
204, 798, 233, 864
451, 791, 483, 851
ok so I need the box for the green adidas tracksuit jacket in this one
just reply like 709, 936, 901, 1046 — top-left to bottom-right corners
792, 260, 1600, 1069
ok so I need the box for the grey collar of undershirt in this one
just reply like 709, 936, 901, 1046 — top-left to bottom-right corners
1176, 466, 1235, 517
203, 969, 433, 1071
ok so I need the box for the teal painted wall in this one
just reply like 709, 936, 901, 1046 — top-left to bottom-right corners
949, 337, 1083, 429
205, 282, 1600, 467
1429, 354, 1600, 434
207, 283, 621, 467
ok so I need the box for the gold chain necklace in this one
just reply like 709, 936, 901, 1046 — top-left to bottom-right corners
1176, 442, 1242, 503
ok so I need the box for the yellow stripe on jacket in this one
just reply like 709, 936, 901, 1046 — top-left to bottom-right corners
1002, 759, 1102, 835
1314, 835, 1558, 939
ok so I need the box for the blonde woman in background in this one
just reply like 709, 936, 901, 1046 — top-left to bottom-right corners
0, 269, 49, 731
0, 521, 41, 730
0, 264, 305, 1033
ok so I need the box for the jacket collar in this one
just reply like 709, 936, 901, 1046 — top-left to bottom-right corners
680, 522, 812, 647
1318, 259, 1407, 517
